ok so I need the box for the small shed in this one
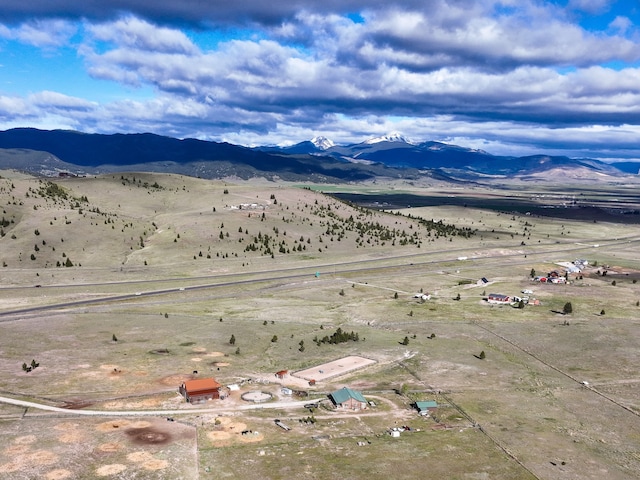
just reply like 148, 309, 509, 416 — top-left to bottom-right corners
179, 378, 222, 404
328, 387, 368, 411
415, 400, 438, 415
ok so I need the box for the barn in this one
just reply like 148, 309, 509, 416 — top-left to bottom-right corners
328, 387, 368, 411
179, 378, 223, 403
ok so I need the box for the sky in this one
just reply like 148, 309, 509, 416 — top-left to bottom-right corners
1, 0, 640, 161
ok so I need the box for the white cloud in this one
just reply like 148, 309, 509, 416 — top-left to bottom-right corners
87, 16, 197, 54
6, 19, 76, 48
568, 0, 612, 15
28, 91, 96, 110
609, 16, 632, 35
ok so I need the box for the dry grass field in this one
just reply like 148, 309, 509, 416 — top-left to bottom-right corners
0, 170, 639, 479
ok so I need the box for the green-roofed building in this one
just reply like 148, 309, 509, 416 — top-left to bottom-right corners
328, 387, 368, 410
415, 400, 438, 415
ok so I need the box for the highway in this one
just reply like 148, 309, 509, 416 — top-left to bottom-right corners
1, 233, 639, 319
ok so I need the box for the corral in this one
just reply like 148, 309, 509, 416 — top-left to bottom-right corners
293, 356, 377, 383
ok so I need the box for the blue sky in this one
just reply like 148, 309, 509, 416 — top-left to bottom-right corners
1, 0, 640, 161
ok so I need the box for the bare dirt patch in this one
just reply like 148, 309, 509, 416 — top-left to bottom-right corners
0, 461, 21, 473
192, 347, 207, 353
45, 469, 72, 480
96, 420, 131, 432
3, 445, 29, 455
26, 449, 58, 465
127, 451, 154, 463
211, 361, 230, 367
205, 351, 225, 357
143, 459, 169, 471
191, 357, 203, 362
97, 442, 122, 453
58, 431, 85, 443
96, 464, 127, 476
129, 420, 152, 429
207, 431, 231, 442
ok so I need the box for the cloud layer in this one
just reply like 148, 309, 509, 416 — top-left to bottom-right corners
1, 0, 640, 159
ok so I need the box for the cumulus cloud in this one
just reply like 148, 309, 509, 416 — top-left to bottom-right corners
0, 19, 76, 47
87, 16, 197, 54
28, 91, 96, 110
1, 1, 640, 160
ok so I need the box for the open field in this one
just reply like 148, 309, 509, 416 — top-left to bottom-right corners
1, 171, 640, 479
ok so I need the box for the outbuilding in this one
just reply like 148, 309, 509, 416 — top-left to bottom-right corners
415, 400, 438, 415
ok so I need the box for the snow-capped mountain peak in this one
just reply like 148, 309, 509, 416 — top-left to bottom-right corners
363, 132, 414, 145
311, 136, 335, 150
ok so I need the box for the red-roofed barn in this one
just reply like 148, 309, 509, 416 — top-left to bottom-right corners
179, 378, 222, 403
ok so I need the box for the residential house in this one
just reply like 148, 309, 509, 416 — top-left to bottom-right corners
328, 387, 368, 410
487, 293, 512, 304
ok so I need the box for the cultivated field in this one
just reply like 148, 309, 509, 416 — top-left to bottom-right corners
0, 171, 639, 479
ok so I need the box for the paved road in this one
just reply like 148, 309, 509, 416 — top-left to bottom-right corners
2, 233, 639, 319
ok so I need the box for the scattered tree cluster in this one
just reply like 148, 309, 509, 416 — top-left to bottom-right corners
313, 327, 359, 345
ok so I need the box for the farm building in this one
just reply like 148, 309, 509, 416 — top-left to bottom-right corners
328, 387, 368, 410
179, 378, 223, 404
487, 293, 512, 304
415, 400, 438, 415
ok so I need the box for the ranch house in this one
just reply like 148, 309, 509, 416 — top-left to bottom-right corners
179, 378, 223, 403
487, 293, 512, 304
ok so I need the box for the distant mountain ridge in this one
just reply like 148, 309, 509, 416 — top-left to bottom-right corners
0, 128, 635, 182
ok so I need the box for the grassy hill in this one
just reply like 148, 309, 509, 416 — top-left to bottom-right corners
0, 171, 481, 286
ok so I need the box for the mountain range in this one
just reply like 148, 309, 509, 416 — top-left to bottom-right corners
0, 128, 636, 182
